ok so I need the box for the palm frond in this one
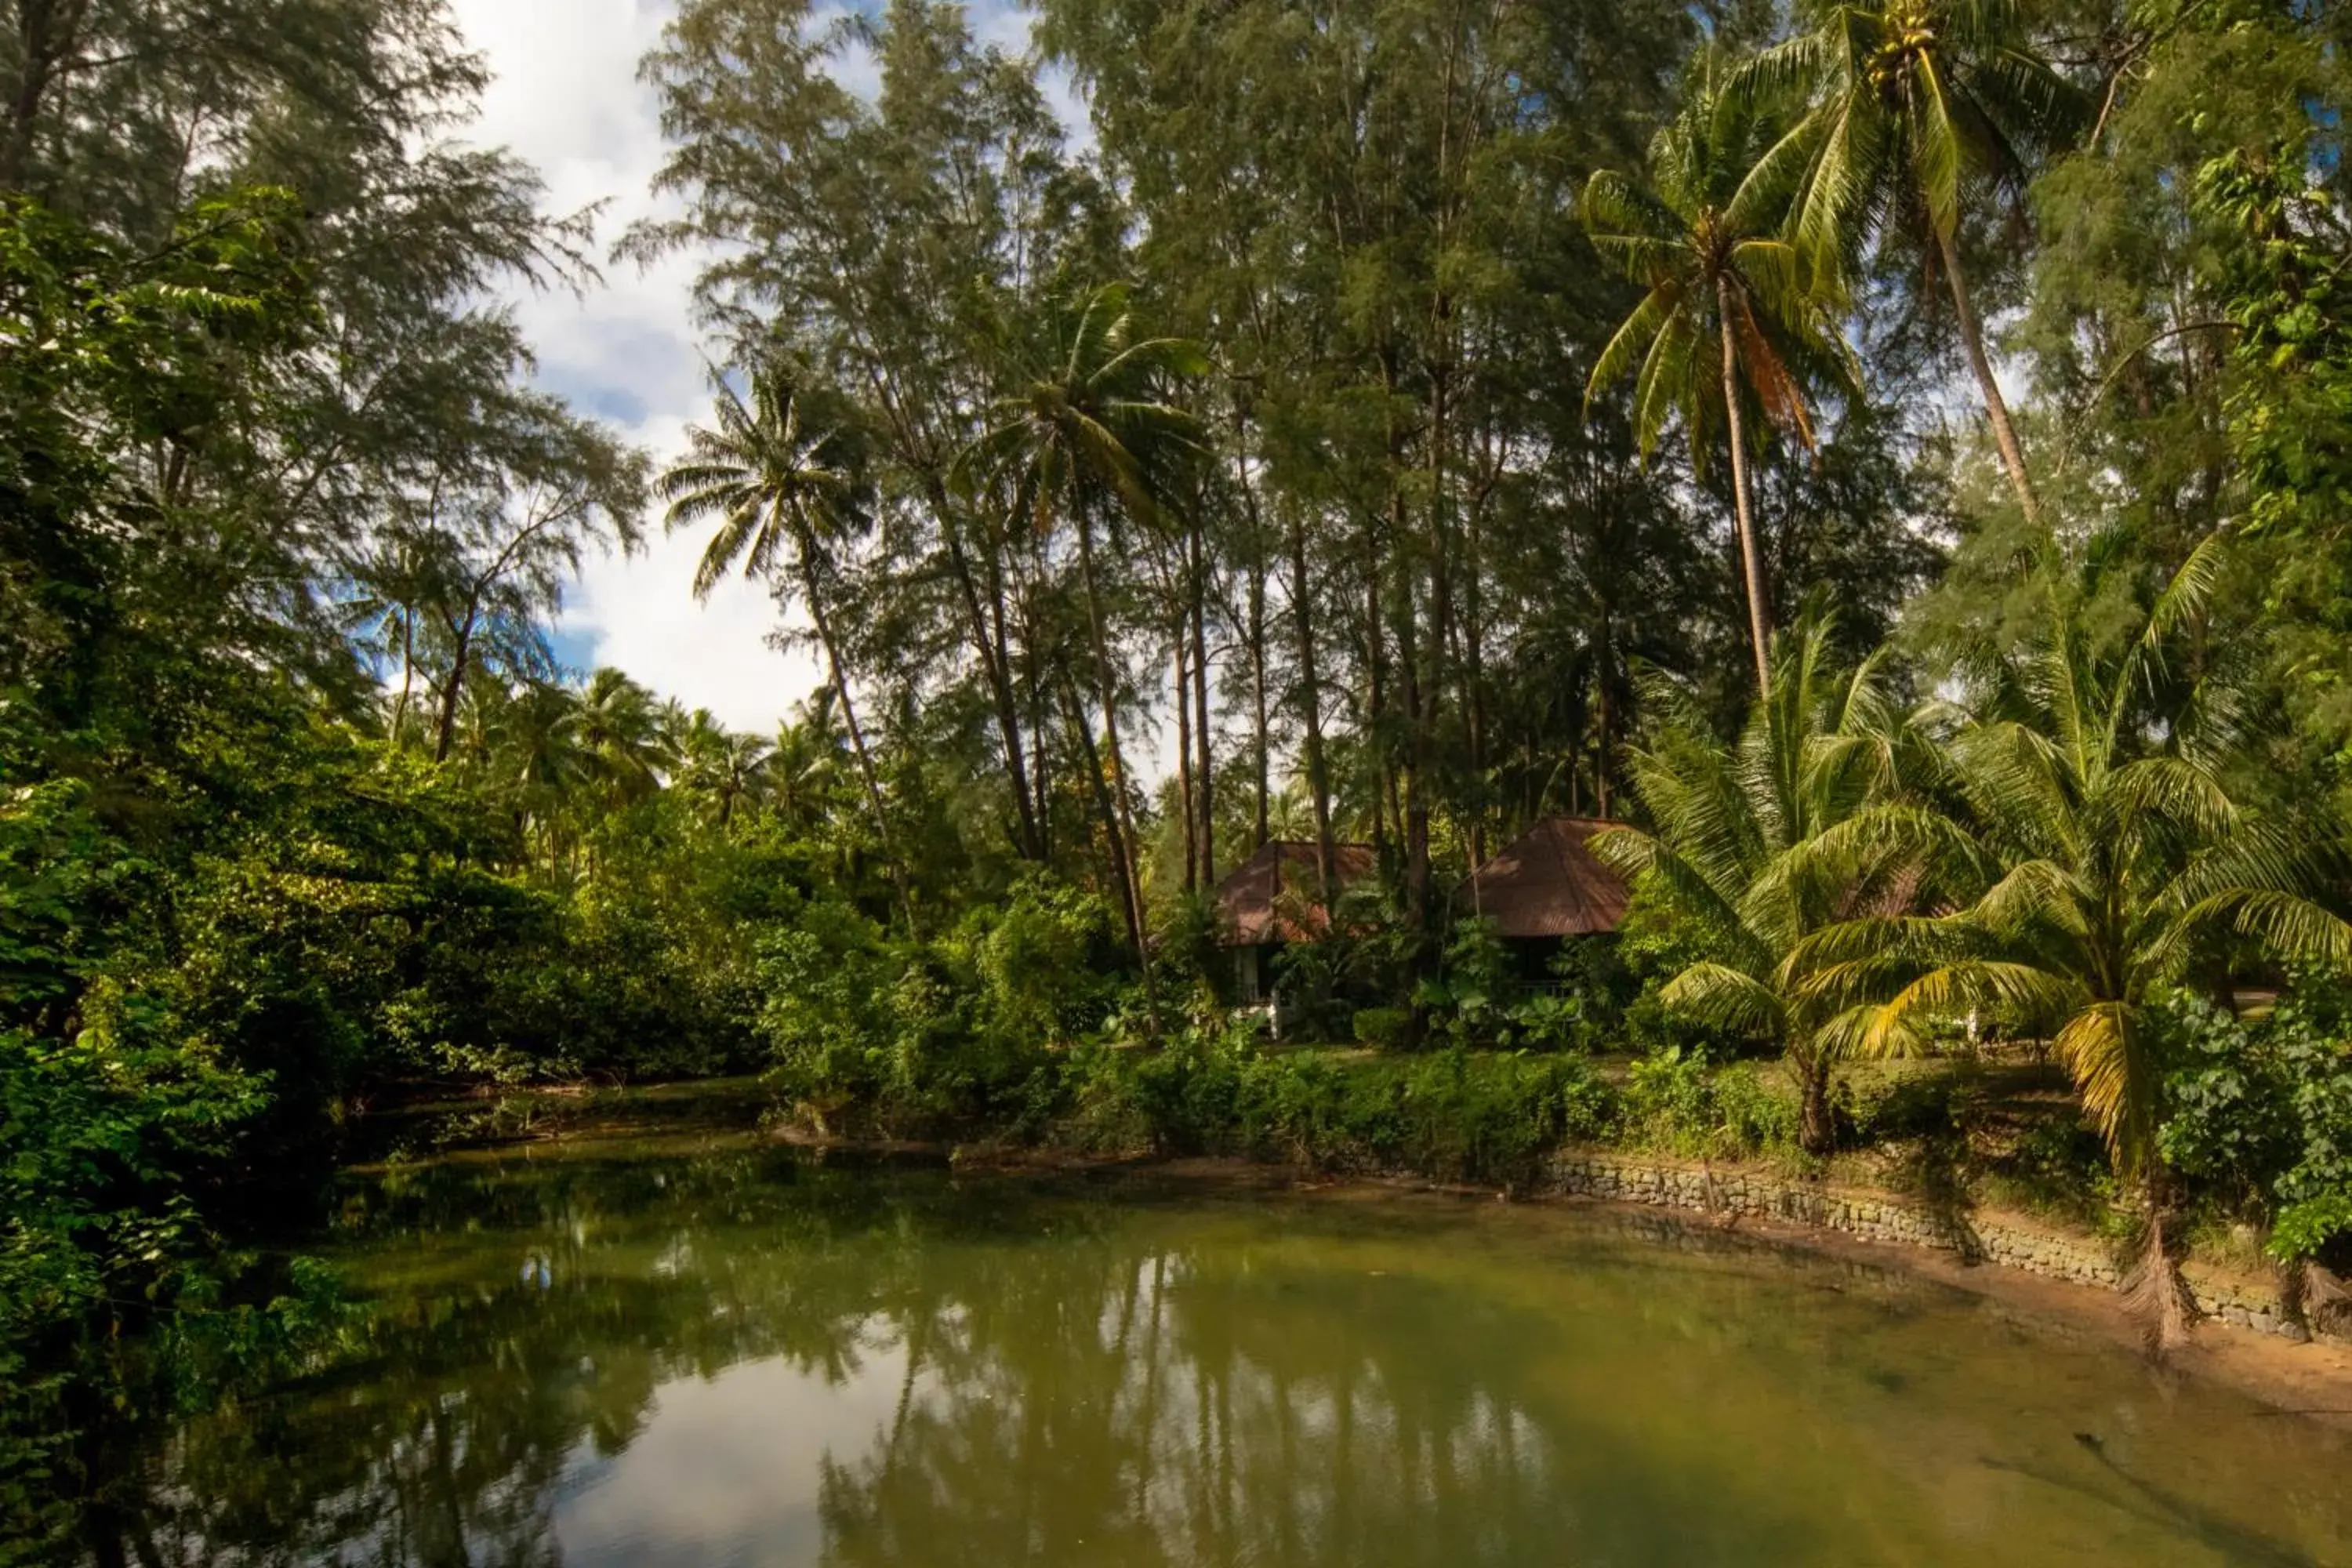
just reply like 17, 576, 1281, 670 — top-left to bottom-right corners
1661, 961, 1788, 1039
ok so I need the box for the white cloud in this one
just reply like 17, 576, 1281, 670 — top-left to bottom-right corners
441, 0, 819, 733
444, 0, 1088, 737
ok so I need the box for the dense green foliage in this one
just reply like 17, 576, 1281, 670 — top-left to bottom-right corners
9, 0, 2352, 1540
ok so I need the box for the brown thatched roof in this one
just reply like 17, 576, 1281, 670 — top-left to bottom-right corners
1212, 840, 1377, 946
1457, 817, 1631, 938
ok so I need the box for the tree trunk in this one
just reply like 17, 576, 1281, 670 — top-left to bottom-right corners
1716, 276, 1773, 698
1248, 546, 1270, 851
1798, 1053, 1835, 1156
1935, 224, 2041, 522
432, 617, 477, 764
1462, 479, 1490, 866
1595, 609, 1614, 818
1074, 514, 1160, 1025
392, 612, 416, 740
1017, 581, 1053, 862
1232, 396, 1272, 854
1174, 635, 1196, 895
1363, 504, 1390, 867
1289, 503, 1337, 904
1061, 673, 1140, 959
1400, 367, 1443, 1033
801, 561, 915, 934
927, 474, 1044, 859
2, 0, 74, 191
2122, 1175, 2199, 1355
1190, 532, 1215, 888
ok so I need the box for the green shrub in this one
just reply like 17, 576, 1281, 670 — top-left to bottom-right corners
1352, 1007, 1408, 1047
1621, 1048, 1795, 1159
2154, 975, 2352, 1266
1062, 1026, 1618, 1187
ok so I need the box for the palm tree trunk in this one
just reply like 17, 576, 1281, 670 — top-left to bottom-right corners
2123, 1173, 2199, 1354
1716, 277, 1773, 698
1935, 225, 2041, 522
1074, 514, 1160, 1025
1798, 1052, 1834, 1156
1061, 673, 1141, 956
800, 564, 915, 934
393, 612, 416, 740
925, 474, 1044, 859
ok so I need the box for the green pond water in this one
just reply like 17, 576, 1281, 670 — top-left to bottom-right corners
67, 1105, 2352, 1567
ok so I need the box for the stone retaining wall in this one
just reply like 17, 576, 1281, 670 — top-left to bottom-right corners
1543, 1151, 2337, 1345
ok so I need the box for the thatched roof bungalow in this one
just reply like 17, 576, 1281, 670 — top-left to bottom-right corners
1210, 840, 1376, 1007
1212, 840, 1377, 946
1456, 816, 1631, 938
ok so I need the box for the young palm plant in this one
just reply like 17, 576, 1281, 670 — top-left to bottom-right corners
659, 365, 912, 928
1751, 0, 2083, 521
1595, 612, 1935, 1153
958, 282, 1207, 1002
1584, 61, 1853, 697
1802, 540, 2352, 1344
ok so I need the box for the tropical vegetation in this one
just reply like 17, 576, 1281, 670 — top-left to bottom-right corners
5, 0, 2352, 1544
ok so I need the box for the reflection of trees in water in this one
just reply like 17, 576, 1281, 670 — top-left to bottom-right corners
819, 1247, 1567, 1568
90, 1153, 2343, 1568
75, 1154, 1572, 1567
73, 1152, 935, 1565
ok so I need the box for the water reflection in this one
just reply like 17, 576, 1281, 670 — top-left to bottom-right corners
71, 1142, 2352, 1568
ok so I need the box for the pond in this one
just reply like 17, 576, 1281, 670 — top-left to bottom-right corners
66, 1105, 2352, 1567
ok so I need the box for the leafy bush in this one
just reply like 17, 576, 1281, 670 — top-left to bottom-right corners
2156, 976, 2352, 1266
754, 881, 1122, 1137
1621, 1048, 1796, 1159
1064, 1025, 1616, 1186
1505, 989, 1596, 1053
1987, 1109, 2119, 1231
1352, 1007, 1408, 1047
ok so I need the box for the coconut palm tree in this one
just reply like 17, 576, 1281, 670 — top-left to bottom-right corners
498, 680, 597, 868
1802, 539, 2352, 1341
339, 527, 462, 745
674, 708, 772, 829
959, 282, 1206, 990
568, 666, 670, 806
769, 690, 848, 833
1595, 611, 1934, 1153
1751, 0, 2082, 521
659, 365, 911, 927
1584, 62, 1853, 698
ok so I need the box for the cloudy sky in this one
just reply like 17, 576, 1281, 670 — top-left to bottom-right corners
444, 0, 1060, 735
